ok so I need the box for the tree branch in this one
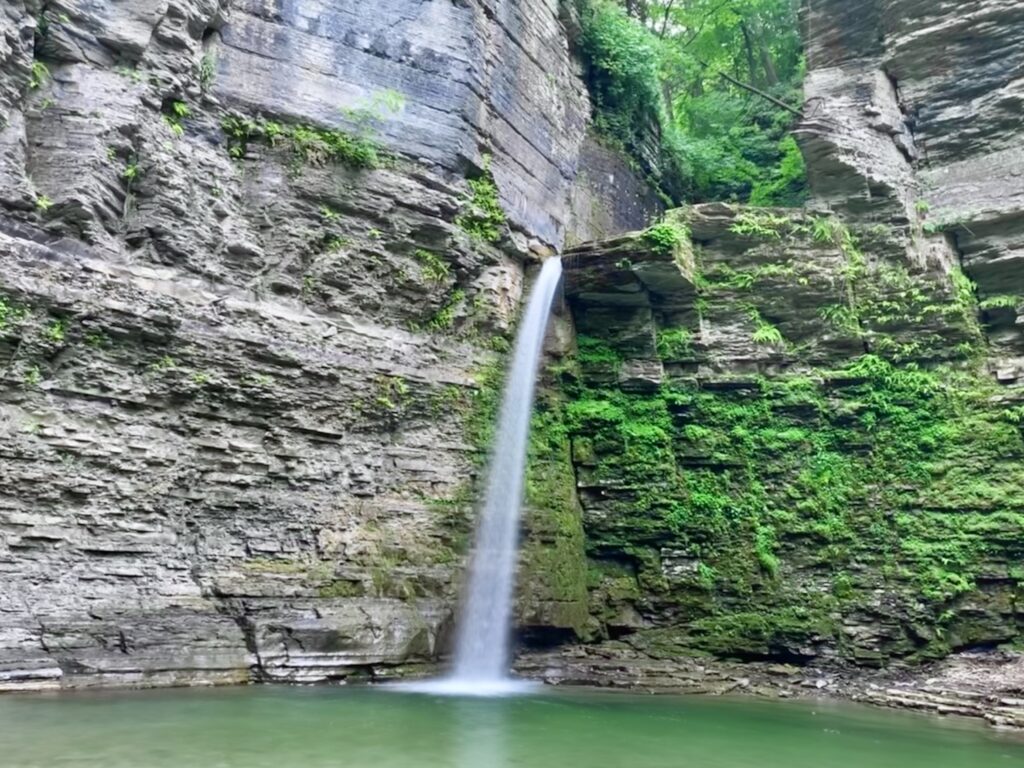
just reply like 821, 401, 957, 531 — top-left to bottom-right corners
704, 63, 803, 116
680, 0, 734, 48
658, 0, 676, 39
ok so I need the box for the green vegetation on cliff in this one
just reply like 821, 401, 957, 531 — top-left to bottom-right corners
574, 0, 806, 205
519, 391, 592, 637
561, 350, 1023, 664
220, 91, 405, 169
221, 115, 385, 169
456, 157, 508, 243
555, 209, 1021, 665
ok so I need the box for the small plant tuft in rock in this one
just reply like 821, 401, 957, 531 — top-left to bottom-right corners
642, 221, 689, 255
163, 100, 190, 137
221, 114, 384, 169
455, 156, 506, 243
199, 53, 216, 92
427, 289, 466, 332
44, 319, 67, 342
414, 249, 450, 282
0, 297, 29, 331
729, 210, 791, 239
29, 61, 49, 90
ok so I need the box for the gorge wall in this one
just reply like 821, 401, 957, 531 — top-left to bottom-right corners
558, 204, 1020, 661
531, 0, 1024, 716
0, 0, 651, 690
1, 0, 1023, 702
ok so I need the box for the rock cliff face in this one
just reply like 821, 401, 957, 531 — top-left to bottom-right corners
2, 0, 1023, 709
0, 0, 646, 690
799, 0, 1024, 378
548, 0, 1024, 690
561, 205, 1021, 663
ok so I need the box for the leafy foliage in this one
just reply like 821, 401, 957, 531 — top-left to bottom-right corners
220, 92, 403, 169
427, 289, 466, 332
0, 296, 29, 331
455, 156, 507, 243
577, 1, 687, 198
748, 309, 784, 346
729, 210, 790, 239
413, 249, 450, 282
562, 348, 1024, 662
199, 53, 216, 92
575, 0, 806, 205
642, 220, 689, 253
163, 100, 190, 137
222, 114, 382, 169
979, 295, 1020, 312
656, 327, 692, 359
29, 61, 50, 90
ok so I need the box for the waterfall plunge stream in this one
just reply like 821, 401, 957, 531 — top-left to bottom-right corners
451, 257, 563, 686
404, 258, 563, 696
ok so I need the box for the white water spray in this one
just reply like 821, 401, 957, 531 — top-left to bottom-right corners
403, 258, 563, 696
451, 257, 563, 686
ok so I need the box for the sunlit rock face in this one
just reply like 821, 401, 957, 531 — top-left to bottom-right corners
0, 0, 658, 691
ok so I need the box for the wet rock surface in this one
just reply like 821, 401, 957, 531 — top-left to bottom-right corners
0, 0, 653, 691
551, 0, 1024, 728
1, 0, 1023, 735
799, 0, 1024, 380
517, 646, 1024, 730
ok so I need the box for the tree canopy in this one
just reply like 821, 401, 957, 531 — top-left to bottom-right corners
575, 0, 807, 206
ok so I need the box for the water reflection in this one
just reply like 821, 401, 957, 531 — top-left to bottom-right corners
2, 685, 1021, 768
451, 697, 508, 768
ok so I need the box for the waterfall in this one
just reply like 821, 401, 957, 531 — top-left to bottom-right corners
450, 257, 563, 686
401, 258, 562, 696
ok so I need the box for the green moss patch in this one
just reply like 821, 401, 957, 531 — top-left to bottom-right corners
564, 353, 1024, 664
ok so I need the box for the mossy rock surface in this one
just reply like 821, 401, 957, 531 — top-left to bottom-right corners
555, 213, 1023, 664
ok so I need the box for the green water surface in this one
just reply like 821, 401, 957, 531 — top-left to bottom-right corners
0, 684, 1021, 767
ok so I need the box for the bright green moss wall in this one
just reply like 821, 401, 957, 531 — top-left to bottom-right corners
513, 210, 1019, 662
557, 300, 1023, 665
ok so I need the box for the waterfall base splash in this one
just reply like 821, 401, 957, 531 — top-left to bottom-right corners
393, 677, 539, 698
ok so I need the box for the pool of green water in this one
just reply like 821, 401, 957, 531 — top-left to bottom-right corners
1, 684, 1021, 767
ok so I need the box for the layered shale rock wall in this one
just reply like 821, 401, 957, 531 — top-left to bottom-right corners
799, 0, 1024, 378
3, 0, 1024, 703
549, 0, 1024, 689
0, 0, 648, 690
561, 205, 1020, 663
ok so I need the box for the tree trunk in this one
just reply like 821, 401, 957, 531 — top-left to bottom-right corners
739, 20, 761, 88
662, 80, 676, 122
624, 0, 648, 22
760, 47, 780, 87
658, 0, 676, 38
710, 66, 802, 116
755, 21, 780, 86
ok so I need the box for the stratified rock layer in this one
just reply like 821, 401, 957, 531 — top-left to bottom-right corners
0, 0, 651, 690
2, 0, 1023, 725
560, 203, 1020, 665
798, 0, 1024, 380
543, 0, 1024, 724
517, 646, 1024, 730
